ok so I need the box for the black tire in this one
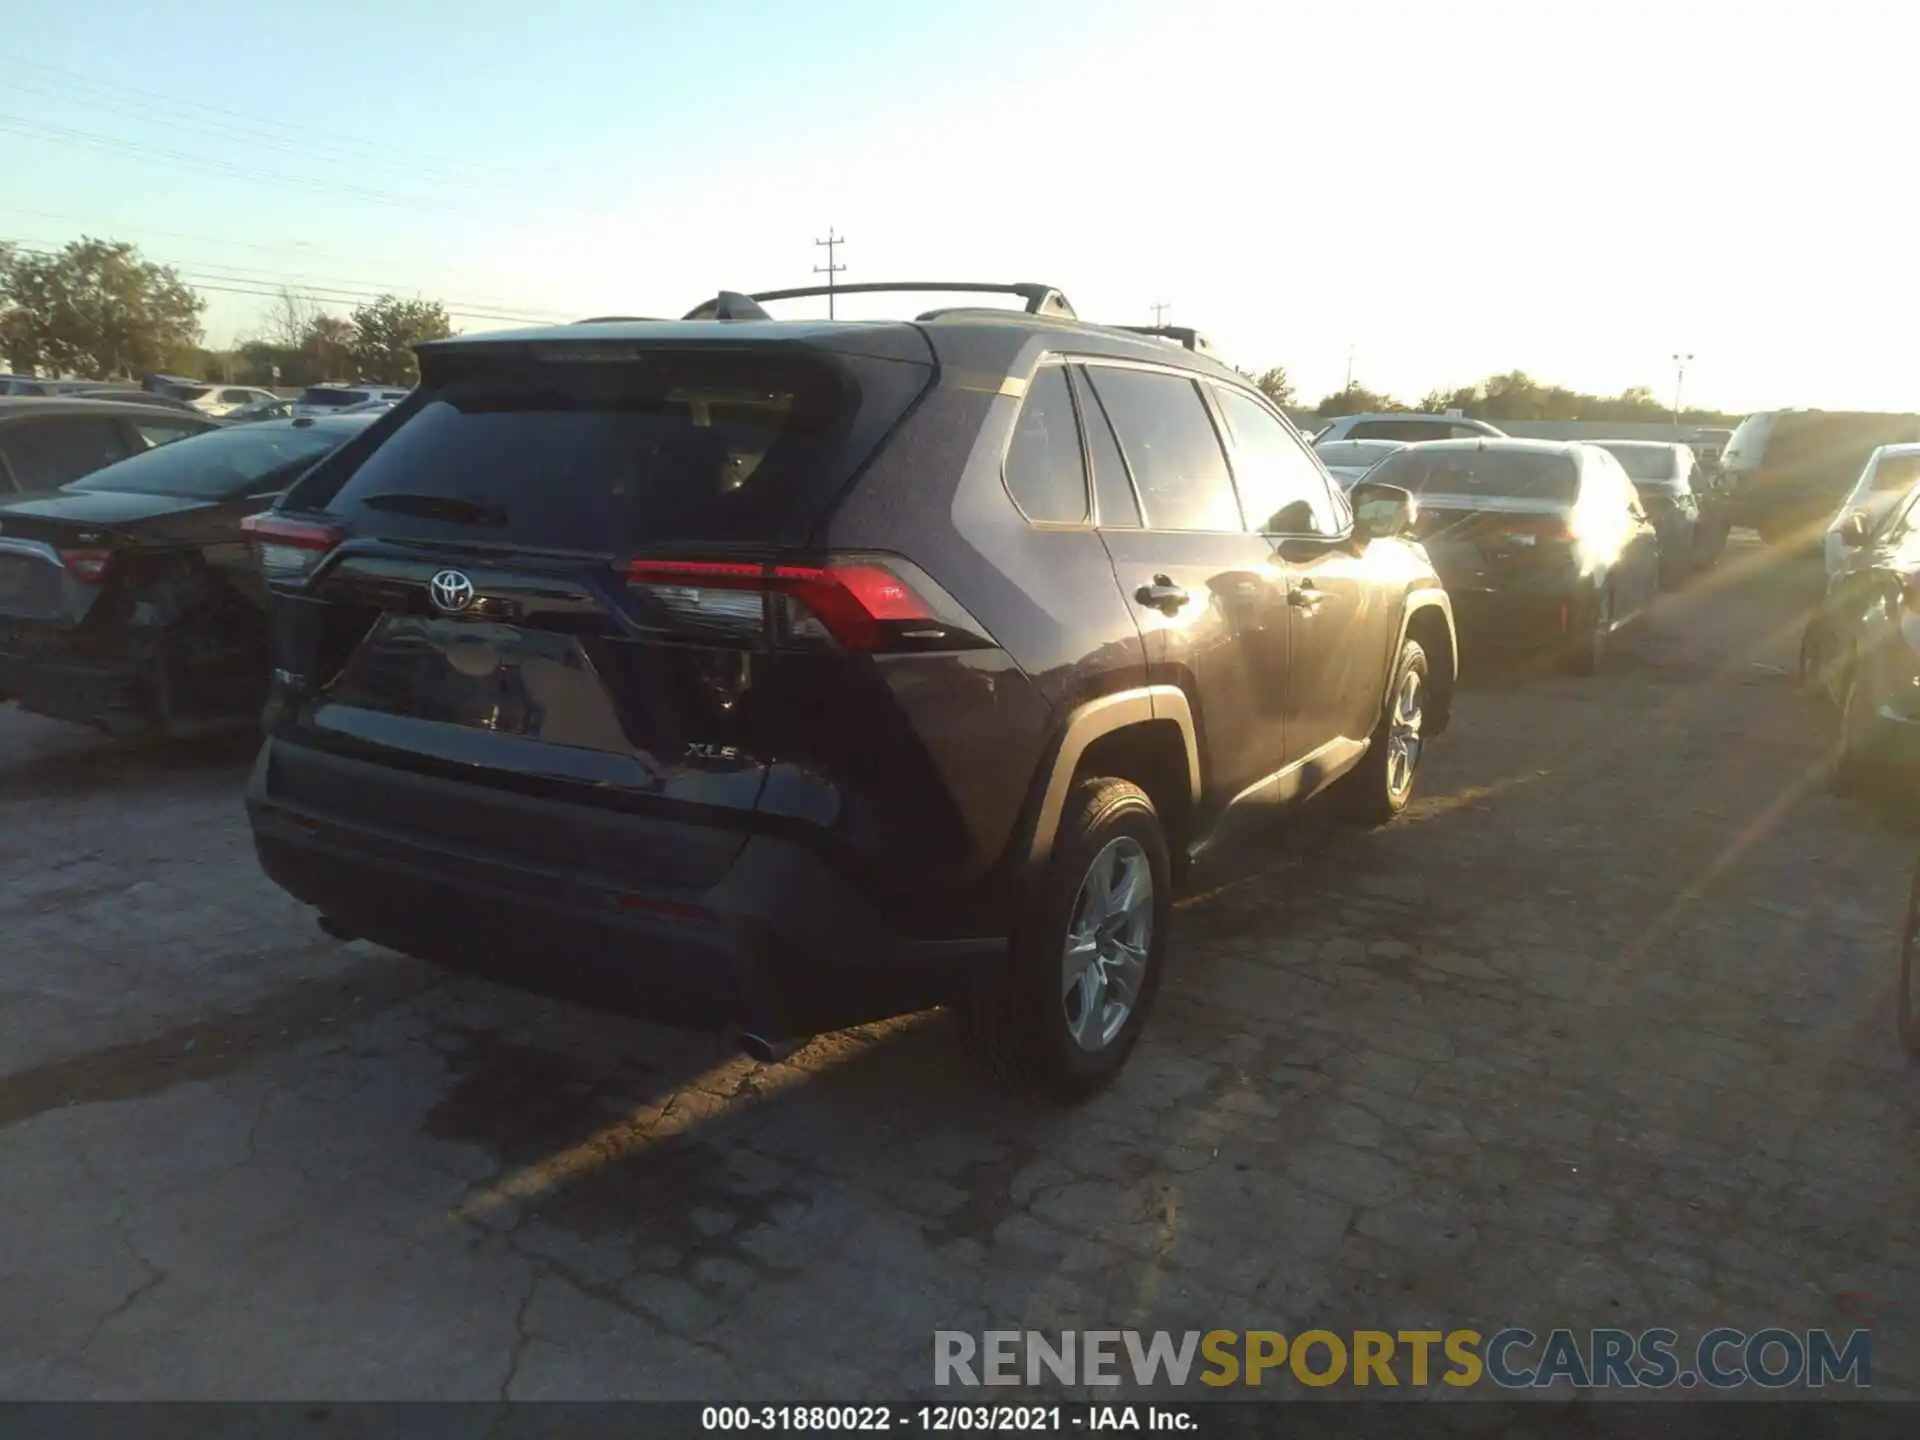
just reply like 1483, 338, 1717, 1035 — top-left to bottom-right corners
1830, 669, 1877, 797
1900, 867, 1920, 1058
959, 778, 1171, 1101
1338, 639, 1429, 826
1562, 586, 1611, 678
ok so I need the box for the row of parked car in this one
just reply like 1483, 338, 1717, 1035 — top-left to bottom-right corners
1301, 412, 1737, 674
0, 286, 1892, 1099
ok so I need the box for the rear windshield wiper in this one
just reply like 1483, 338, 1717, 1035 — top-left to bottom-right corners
359, 492, 508, 526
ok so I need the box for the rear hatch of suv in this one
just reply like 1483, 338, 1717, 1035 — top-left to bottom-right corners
249, 329, 981, 902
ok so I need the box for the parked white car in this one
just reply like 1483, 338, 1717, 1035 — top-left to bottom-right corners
167, 384, 281, 417
1822, 443, 1920, 576
1313, 437, 1410, 487
1313, 411, 1507, 444
290, 384, 411, 417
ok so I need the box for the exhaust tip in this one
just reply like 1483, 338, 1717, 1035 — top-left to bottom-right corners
738, 1032, 803, 1065
316, 914, 356, 942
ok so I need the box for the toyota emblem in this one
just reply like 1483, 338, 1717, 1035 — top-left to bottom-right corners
428, 569, 477, 614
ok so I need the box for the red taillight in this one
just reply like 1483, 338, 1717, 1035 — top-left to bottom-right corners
58, 548, 114, 585
242, 513, 345, 581
622, 556, 954, 651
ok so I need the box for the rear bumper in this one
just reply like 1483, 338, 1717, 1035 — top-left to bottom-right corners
245, 737, 1007, 1038
1439, 573, 1596, 648
0, 644, 151, 730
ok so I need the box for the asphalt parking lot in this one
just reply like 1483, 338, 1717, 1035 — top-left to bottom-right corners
1, 535, 1915, 1401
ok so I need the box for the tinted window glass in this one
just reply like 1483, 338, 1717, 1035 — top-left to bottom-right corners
1599, 444, 1679, 481
1349, 418, 1457, 442
1002, 366, 1088, 524
1217, 387, 1342, 534
0, 417, 132, 490
316, 353, 909, 551
134, 419, 208, 450
1367, 447, 1580, 502
1871, 454, 1920, 492
1086, 367, 1239, 532
297, 388, 366, 408
67, 423, 350, 499
1071, 367, 1139, 528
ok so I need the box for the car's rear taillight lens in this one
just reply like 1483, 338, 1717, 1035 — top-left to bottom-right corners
242, 514, 345, 580
58, 548, 114, 585
622, 556, 987, 652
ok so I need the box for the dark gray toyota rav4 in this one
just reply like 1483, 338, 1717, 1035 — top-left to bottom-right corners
243, 282, 1456, 1098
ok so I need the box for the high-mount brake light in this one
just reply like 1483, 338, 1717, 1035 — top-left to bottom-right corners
622, 557, 951, 651
58, 548, 114, 585
242, 514, 346, 581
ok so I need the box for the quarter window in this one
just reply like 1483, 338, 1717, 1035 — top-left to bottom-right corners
1086, 367, 1240, 532
1002, 365, 1089, 524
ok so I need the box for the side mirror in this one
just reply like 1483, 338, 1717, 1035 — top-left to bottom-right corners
1349, 480, 1416, 541
1837, 512, 1872, 548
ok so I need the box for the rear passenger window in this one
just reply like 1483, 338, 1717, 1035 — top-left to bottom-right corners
0, 417, 131, 491
1086, 367, 1240, 532
1002, 366, 1088, 524
1071, 367, 1140, 528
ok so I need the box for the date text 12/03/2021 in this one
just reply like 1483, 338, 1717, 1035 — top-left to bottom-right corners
701, 1405, 1191, 1431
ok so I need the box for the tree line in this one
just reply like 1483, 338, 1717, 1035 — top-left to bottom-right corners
0, 236, 452, 388
1268, 369, 1741, 427
4, 237, 1747, 421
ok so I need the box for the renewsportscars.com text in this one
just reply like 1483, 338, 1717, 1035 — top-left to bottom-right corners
933, 1328, 1872, 1390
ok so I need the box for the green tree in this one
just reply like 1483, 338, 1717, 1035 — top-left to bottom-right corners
302, 315, 357, 383
0, 237, 204, 379
1313, 383, 1403, 417
350, 295, 452, 384
1251, 365, 1295, 407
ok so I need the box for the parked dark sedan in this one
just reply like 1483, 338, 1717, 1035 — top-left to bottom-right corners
1362, 438, 1662, 675
0, 414, 375, 736
1799, 478, 1920, 793
0, 397, 217, 496
1594, 439, 1726, 581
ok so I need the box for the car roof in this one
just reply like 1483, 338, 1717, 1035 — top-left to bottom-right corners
1593, 438, 1687, 449
1875, 442, 1920, 458
422, 310, 1244, 382
232, 414, 381, 436
0, 395, 221, 420
1401, 436, 1584, 455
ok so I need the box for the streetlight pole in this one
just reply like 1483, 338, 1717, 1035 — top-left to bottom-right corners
1671, 352, 1694, 430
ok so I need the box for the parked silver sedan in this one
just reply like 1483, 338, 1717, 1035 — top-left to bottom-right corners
1313, 437, 1410, 488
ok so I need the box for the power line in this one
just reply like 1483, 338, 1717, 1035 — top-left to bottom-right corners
0, 115, 476, 214
0, 57, 523, 194
3, 235, 574, 319
2, 242, 567, 327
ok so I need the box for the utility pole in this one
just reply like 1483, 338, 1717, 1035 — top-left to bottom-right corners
1150, 302, 1170, 328
1345, 343, 1356, 392
1671, 352, 1694, 428
814, 229, 846, 318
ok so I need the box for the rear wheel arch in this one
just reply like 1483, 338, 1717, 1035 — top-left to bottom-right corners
1023, 687, 1199, 873
1400, 597, 1456, 735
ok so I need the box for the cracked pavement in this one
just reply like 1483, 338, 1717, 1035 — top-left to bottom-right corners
1, 536, 1915, 1400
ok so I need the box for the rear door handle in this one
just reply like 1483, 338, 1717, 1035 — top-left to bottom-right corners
1289, 583, 1324, 615
1135, 576, 1190, 612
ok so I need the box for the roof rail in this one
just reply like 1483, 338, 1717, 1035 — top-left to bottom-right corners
1112, 324, 1214, 354
682, 281, 1077, 321
575, 315, 666, 324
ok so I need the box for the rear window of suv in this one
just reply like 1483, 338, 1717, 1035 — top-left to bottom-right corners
1367, 447, 1580, 502
309, 350, 917, 551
